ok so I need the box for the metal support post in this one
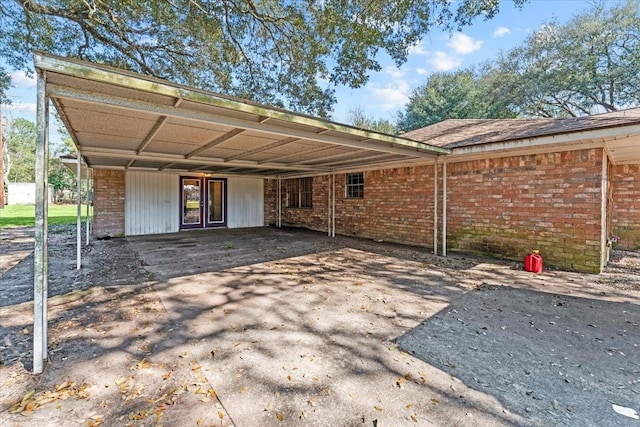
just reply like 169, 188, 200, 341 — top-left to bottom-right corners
76, 152, 82, 269
33, 69, 49, 374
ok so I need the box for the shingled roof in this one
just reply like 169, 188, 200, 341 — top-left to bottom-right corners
403, 108, 640, 149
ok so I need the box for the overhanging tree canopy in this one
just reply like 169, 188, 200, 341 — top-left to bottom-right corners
1, 0, 525, 116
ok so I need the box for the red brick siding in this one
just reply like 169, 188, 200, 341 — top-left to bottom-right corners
264, 179, 277, 226
283, 175, 331, 231
445, 149, 604, 272
611, 164, 640, 250
265, 149, 606, 272
93, 169, 125, 237
266, 166, 437, 246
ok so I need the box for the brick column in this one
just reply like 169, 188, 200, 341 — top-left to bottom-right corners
92, 169, 125, 237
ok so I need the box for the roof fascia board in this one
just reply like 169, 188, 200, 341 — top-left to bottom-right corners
47, 83, 442, 159
447, 140, 606, 164
450, 124, 640, 156
35, 52, 448, 156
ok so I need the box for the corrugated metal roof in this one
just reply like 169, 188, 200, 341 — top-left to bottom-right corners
36, 52, 448, 178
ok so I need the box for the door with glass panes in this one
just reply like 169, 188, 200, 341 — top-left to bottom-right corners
180, 177, 226, 229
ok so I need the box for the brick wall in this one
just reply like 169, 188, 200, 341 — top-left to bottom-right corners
93, 169, 125, 237
264, 179, 277, 226
610, 164, 640, 250
266, 166, 438, 245
445, 149, 605, 272
265, 148, 606, 273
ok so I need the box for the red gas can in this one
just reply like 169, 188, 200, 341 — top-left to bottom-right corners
524, 253, 543, 273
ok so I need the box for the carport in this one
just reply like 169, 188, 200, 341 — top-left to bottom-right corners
31, 52, 449, 373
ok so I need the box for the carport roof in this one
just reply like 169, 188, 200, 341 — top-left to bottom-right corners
35, 52, 448, 178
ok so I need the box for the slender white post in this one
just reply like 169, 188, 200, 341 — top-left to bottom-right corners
433, 157, 438, 254
76, 152, 81, 269
85, 168, 90, 245
327, 174, 331, 236
277, 176, 281, 228
332, 172, 335, 237
442, 160, 447, 257
33, 69, 49, 374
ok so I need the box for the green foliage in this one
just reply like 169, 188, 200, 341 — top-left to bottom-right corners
0, 0, 524, 117
397, 68, 517, 131
490, 0, 640, 117
3, 117, 36, 182
0, 203, 91, 227
0, 68, 10, 104
397, 1, 640, 131
2, 118, 76, 201
347, 108, 397, 135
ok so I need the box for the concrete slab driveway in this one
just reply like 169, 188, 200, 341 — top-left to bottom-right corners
127, 227, 640, 426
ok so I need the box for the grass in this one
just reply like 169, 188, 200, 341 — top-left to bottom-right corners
0, 204, 92, 228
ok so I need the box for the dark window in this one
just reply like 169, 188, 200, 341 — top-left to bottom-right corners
285, 177, 312, 208
346, 172, 364, 198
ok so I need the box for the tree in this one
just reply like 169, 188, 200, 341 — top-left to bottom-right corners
3, 117, 36, 183
348, 108, 397, 135
491, 0, 640, 117
0, 0, 525, 117
397, 68, 517, 131
48, 135, 77, 202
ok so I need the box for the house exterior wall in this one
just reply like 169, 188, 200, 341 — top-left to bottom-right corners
95, 170, 265, 237
227, 177, 264, 228
611, 163, 640, 250
266, 166, 437, 245
445, 148, 605, 272
125, 171, 180, 236
93, 169, 126, 237
266, 148, 606, 273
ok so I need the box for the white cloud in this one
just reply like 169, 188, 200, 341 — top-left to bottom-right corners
369, 80, 410, 112
493, 26, 511, 38
10, 71, 36, 88
416, 67, 428, 76
5, 102, 37, 114
408, 41, 427, 56
447, 32, 483, 55
428, 51, 461, 71
383, 65, 406, 79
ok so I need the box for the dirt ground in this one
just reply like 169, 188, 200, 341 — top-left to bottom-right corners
1, 225, 639, 426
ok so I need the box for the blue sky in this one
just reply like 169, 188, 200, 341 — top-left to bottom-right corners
3, 0, 603, 140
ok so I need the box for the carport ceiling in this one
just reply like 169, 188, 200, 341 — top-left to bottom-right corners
35, 52, 449, 178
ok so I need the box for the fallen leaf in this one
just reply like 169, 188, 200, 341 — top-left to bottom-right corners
374, 406, 383, 411
287, 375, 292, 381
411, 413, 418, 423
430, 398, 440, 405
196, 417, 204, 426
612, 404, 639, 420
208, 388, 217, 398
276, 412, 284, 421
406, 403, 414, 409
308, 397, 318, 407
240, 386, 247, 393
312, 376, 319, 382
218, 411, 224, 420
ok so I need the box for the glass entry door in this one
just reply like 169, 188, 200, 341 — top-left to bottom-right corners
180, 177, 226, 229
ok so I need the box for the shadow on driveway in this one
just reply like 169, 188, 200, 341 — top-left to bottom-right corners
397, 285, 640, 426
